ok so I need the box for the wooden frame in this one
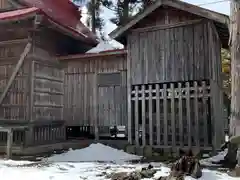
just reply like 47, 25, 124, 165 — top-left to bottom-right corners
130, 80, 211, 151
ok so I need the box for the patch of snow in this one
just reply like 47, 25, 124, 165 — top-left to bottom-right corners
185, 169, 240, 180
116, 134, 126, 138
47, 143, 142, 163
0, 159, 33, 166
200, 149, 228, 166
200, 148, 240, 167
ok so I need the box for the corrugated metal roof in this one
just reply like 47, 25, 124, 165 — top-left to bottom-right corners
0, 7, 38, 20
21, 0, 98, 45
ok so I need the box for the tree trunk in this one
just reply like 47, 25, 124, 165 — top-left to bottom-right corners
91, 0, 96, 34
225, 0, 240, 169
122, 0, 129, 24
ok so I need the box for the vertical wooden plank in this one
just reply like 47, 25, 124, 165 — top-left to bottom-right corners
178, 82, 183, 148
26, 60, 34, 146
127, 37, 132, 144
141, 84, 146, 146
194, 81, 200, 148
171, 83, 176, 148
202, 81, 208, 147
210, 80, 217, 152
163, 83, 168, 146
156, 84, 161, 146
186, 82, 192, 148
149, 84, 153, 146
6, 129, 13, 159
134, 85, 139, 146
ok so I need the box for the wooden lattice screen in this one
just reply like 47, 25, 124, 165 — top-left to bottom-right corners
131, 80, 212, 149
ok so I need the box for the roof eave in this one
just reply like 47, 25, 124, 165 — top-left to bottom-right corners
46, 18, 99, 46
109, 0, 229, 42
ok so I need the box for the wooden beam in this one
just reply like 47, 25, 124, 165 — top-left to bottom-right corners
0, 43, 32, 105
131, 19, 203, 33
127, 40, 132, 144
134, 85, 139, 146
94, 74, 99, 140
171, 83, 176, 149
194, 81, 200, 148
163, 84, 168, 146
141, 85, 146, 146
156, 84, 161, 146
186, 82, 191, 148
178, 82, 183, 148
0, 38, 28, 46
28, 60, 34, 122
149, 84, 153, 146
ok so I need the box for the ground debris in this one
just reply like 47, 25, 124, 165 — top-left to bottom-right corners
158, 149, 202, 180
109, 164, 156, 180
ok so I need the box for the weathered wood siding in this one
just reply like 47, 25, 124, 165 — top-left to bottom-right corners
127, 6, 224, 150
63, 54, 127, 129
0, 0, 13, 10
0, 40, 29, 121
129, 20, 217, 84
31, 46, 64, 122
208, 22, 225, 149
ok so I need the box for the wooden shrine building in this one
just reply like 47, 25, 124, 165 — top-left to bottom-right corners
0, 0, 231, 155
110, 0, 229, 152
0, 0, 98, 152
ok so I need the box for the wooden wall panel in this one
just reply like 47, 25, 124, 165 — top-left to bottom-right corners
0, 0, 12, 10
31, 46, 64, 122
208, 22, 225, 149
63, 55, 127, 127
126, 6, 225, 150
129, 20, 212, 85
133, 6, 199, 29
0, 42, 29, 121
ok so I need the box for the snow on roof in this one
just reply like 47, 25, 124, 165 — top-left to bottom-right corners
86, 40, 123, 53
47, 143, 142, 163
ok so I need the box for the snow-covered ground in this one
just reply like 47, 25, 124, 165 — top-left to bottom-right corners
0, 143, 239, 180
200, 148, 240, 167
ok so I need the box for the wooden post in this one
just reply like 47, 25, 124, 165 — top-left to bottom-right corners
186, 82, 191, 148
170, 83, 176, 149
6, 129, 13, 159
156, 84, 161, 146
134, 85, 139, 146
178, 82, 183, 148
229, 0, 240, 170
230, 0, 240, 139
94, 74, 99, 140
141, 85, 146, 146
194, 81, 200, 148
149, 84, 153, 146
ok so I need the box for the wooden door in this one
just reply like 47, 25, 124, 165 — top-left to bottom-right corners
97, 72, 127, 134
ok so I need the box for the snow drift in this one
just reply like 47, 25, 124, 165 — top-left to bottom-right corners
47, 143, 142, 163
